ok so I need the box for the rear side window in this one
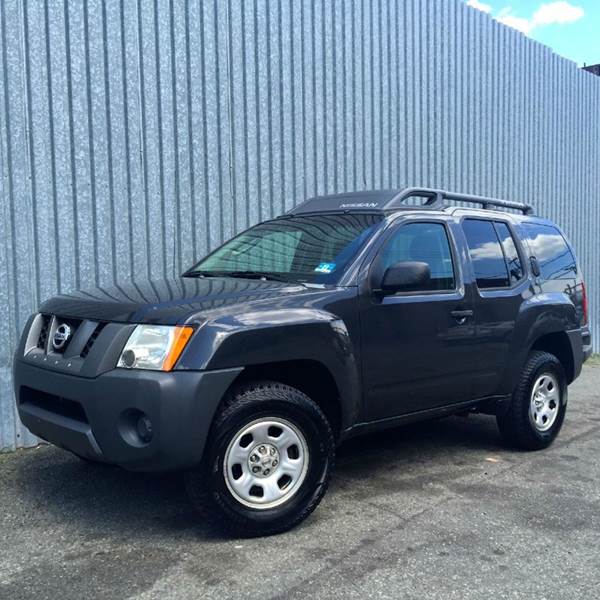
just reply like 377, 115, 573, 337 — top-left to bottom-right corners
522, 223, 576, 280
462, 219, 509, 288
494, 222, 523, 284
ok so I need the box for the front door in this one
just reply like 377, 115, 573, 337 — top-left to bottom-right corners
360, 219, 477, 421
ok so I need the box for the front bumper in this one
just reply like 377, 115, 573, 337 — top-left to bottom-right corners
14, 359, 242, 472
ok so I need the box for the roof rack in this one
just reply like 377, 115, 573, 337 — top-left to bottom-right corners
384, 187, 534, 215
285, 187, 534, 216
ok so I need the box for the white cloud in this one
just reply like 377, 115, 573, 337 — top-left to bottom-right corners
532, 1, 584, 26
466, 0, 493, 13
465, 1, 585, 36
496, 13, 534, 34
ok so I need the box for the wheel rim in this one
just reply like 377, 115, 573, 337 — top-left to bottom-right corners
224, 417, 309, 509
529, 372, 560, 432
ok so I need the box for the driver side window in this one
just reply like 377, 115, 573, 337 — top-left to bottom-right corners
381, 222, 456, 291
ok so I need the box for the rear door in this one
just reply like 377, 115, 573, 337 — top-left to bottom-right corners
460, 217, 528, 398
360, 217, 478, 420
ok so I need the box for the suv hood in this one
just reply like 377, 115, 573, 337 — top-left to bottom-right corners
39, 277, 312, 325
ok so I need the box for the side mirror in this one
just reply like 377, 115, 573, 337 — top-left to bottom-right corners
380, 261, 431, 294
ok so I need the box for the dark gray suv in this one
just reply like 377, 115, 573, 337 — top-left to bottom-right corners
14, 187, 592, 536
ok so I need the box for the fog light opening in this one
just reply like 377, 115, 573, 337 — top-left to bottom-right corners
118, 409, 154, 448
136, 414, 153, 443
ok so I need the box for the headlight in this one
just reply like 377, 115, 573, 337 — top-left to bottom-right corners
117, 325, 194, 371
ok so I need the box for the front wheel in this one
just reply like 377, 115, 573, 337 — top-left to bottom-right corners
497, 351, 567, 450
185, 381, 335, 536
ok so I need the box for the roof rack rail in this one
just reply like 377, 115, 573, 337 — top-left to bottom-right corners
385, 187, 534, 215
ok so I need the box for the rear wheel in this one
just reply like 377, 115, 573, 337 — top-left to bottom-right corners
497, 351, 567, 450
185, 380, 335, 536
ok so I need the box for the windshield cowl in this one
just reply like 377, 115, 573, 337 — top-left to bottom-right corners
184, 270, 295, 283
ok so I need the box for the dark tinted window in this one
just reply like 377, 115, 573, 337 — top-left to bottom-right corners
494, 222, 523, 284
523, 223, 576, 280
462, 219, 510, 288
381, 222, 455, 291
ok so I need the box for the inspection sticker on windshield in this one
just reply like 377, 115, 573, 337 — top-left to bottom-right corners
314, 262, 336, 274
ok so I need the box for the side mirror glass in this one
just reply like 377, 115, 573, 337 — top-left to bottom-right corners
380, 261, 431, 294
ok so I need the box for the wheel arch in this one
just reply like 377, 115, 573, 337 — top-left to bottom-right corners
226, 359, 345, 441
530, 331, 575, 384
502, 295, 581, 393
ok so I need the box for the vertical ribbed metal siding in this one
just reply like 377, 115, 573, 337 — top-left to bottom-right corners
1, 0, 599, 450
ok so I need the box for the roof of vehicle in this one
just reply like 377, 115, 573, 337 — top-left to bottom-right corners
285, 187, 534, 217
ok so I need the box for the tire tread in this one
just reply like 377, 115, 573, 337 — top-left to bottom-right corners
186, 380, 334, 537
497, 350, 566, 450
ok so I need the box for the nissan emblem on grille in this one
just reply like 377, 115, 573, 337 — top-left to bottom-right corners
52, 323, 72, 351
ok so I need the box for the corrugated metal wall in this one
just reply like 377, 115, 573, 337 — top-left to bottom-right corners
1, 0, 599, 451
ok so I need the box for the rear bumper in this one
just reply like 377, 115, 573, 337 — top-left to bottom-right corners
14, 359, 241, 472
582, 325, 593, 362
568, 326, 592, 381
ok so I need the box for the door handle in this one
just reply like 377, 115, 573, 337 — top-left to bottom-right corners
451, 309, 474, 324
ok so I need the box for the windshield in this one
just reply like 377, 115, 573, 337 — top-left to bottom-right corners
185, 213, 383, 284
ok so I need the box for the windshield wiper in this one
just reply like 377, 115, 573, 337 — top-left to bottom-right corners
225, 271, 298, 283
183, 270, 226, 279
184, 270, 293, 283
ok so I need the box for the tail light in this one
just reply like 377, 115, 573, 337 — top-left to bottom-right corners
581, 280, 588, 326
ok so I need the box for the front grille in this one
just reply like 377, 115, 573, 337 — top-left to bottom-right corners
33, 315, 103, 357
80, 322, 106, 357
20, 386, 88, 424
52, 317, 83, 354
37, 315, 52, 349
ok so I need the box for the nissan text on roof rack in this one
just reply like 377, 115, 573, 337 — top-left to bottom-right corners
14, 187, 591, 536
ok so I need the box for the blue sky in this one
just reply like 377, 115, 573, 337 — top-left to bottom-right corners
465, 0, 600, 66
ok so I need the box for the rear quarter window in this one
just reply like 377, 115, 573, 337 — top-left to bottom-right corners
522, 223, 577, 281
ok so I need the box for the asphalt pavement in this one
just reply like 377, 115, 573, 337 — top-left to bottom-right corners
1, 362, 599, 600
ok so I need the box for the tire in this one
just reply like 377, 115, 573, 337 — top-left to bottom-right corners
185, 380, 335, 537
497, 351, 567, 450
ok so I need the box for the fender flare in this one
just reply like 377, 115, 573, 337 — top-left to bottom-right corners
177, 310, 362, 431
501, 293, 578, 393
